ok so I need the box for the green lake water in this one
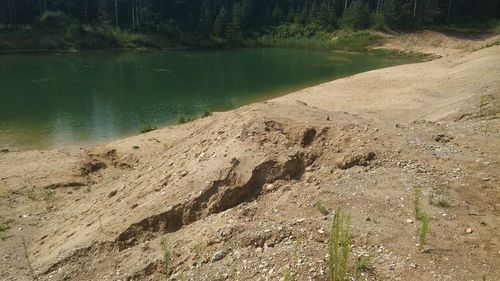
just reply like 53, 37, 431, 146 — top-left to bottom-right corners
0, 48, 415, 149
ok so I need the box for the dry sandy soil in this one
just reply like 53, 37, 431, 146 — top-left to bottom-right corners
1, 32, 499, 281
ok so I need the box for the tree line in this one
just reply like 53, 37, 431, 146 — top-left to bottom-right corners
1, 0, 498, 37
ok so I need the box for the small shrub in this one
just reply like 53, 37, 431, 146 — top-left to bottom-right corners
132, 145, 140, 150
428, 193, 451, 208
37, 11, 70, 31
328, 208, 351, 281
178, 115, 193, 124
0, 221, 8, 240
192, 242, 203, 261
64, 23, 86, 45
417, 212, 429, 250
202, 108, 213, 118
355, 254, 372, 274
160, 237, 171, 279
283, 270, 294, 281
413, 188, 423, 221
314, 201, 329, 216
371, 13, 386, 31
140, 125, 157, 134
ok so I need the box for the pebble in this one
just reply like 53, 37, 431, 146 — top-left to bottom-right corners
406, 219, 413, 224
108, 190, 117, 198
465, 228, 473, 234
211, 250, 226, 262
180, 170, 189, 177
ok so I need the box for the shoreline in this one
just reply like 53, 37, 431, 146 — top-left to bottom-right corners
0, 47, 429, 152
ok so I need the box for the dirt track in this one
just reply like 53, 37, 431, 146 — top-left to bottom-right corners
1, 32, 499, 281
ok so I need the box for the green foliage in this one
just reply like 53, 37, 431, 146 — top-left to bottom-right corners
413, 188, 424, 221
0, 0, 498, 51
417, 212, 430, 250
22, 236, 35, 278
328, 209, 351, 281
213, 7, 228, 38
414, 188, 430, 250
192, 242, 203, 261
314, 201, 329, 216
202, 108, 213, 118
343, 0, 371, 30
428, 193, 451, 208
140, 125, 157, 134
160, 238, 171, 279
331, 31, 384, 52
0, 221, 8, 240
178, 115, 192, 124
37, 11, 70, 31
371, 13, 386, 31
355, 254, 372, 273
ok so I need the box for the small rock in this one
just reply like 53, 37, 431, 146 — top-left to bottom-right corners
465, 228, 473, 234
406, 219, 413, 224
108, 190, 117, 198
264, 184, 276, 191
180, 171, 189, 177
211, 250, 226, 262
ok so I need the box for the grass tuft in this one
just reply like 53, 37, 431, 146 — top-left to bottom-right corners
428, 193, 451, 208
355, 254, 372, 276
201, 108, 213, 118
417, 212, 430, 250
140, 125, 157, 134
314, 201, 329, 216
160, 237, 171, 280
328, 208, 351, 281
413, 188, 424, 221
22, 236, 35, 278
177, 115, 193, 124
0, 221, 9, 240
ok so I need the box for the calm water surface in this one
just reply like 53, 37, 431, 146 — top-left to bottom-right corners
0, 49, 414, 149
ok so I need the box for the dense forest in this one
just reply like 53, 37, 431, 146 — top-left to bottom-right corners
0, 0, 499, 49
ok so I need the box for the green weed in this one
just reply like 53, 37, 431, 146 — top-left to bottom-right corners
192, 242, 203, 261
355, 254, 372, 277
177, 115, 193, 124
428, 193, 451, 208
413, 188, 424, 221
328, 208, 351, 281
140, 125, 157, 134
202, 108, 213, 118
417, 212, 430, 251
160, 237, 171, 279
0, 221, 8, 240
22, 236, 35, 279
314, 201, 329, 216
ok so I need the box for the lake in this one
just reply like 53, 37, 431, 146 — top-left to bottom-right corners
0, 48, 415, 149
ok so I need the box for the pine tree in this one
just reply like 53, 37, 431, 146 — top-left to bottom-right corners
213, 7, 228, 38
